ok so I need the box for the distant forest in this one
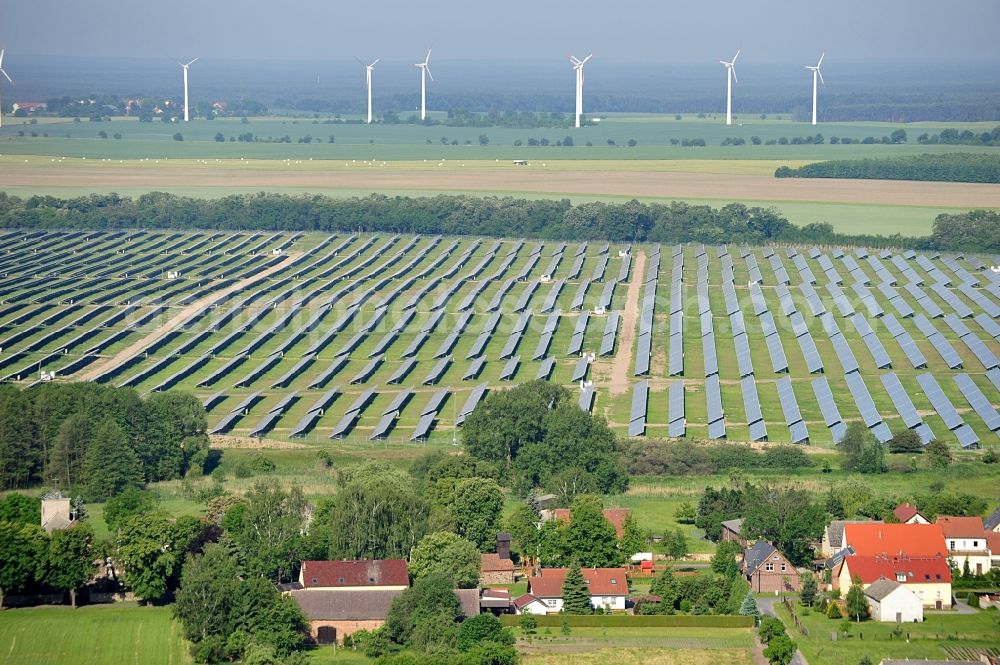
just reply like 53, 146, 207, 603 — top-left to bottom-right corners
1, 192, 997, 252
775, 153, 1000, 184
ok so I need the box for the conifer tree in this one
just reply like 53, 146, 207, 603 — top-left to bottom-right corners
560, 563, 592, 615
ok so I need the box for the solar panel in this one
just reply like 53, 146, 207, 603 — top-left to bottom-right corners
830, 333, 860, 374
916, 373, 964, 431
202, 391, 226, 410
845, 372, 882, 427
776, 377, 805, 427
734, 332, 754, 378
571, 354, 591, 382
229, 391, 263, 414
703, 330, 719, 377
706, 374, 724, 425
499, 356, 520, 381
954, 374, 1000, 431
536, 356, 556, 380
984, 315, 1000, 342
628, 380, 648, 437
860, 332, 893, 369
209, 411, 243, 435
349, 355, 383, 384
741, 375, 764, 428
456, 383, 489, 424
422, 355, 452, 385
961, 334, 999, 370
797, 332, 824, 374
578, 384, 595, 412
750, 283, 768, 316
635, 335, 651, 376
880, 373, 922, 428
700, 310, 714, 336
748, 419, 768, 442
668, 332, 684, 376
730, 310, 747, 337
668, 380, 685, 436
765, 333, 789, 373
825, 283, 855, 316
420, 389, 449, 417
599, 312, 619, 356
954, 423, 981, 449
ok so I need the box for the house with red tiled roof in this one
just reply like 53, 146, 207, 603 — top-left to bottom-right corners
549, 508, 631, 538
298, 560, 409, 591
842, 523, 947, 558
480, 553, 515, 585
892, 503, 928, 525
837, 554, 951, 609
518, 567, 629, 614
936, 516, 992, 575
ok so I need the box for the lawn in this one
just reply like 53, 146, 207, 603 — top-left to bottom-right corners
775, 603, 1000, 665
0, 604, 191, 665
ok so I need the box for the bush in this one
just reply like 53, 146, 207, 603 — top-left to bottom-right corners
172, 133, 184, 141
888, 429, 923, 453
518, 614, 537, 634
826, 601, 842, 619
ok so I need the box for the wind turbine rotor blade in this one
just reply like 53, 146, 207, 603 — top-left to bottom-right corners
817, 52, 825, 67
354, 56, 365, 66
731, 66, 738, 84
0, 49, 5, 68
186, 57, 199, 66
817, 68, 825, 85
0, 69, 12, 85
426, 67, 434, 82
732, 49, 740, 64
370, 58, 380, 67
425, 49, 432, 63
581, 53, 593, 64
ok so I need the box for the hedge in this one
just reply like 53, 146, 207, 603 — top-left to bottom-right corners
499, 614, 754, 628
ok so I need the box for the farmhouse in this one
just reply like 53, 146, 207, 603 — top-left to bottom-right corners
547, 507, 630, 538
297, 559, 409, 590
837, 554, 952, 609
892, 503, 929, 525
841, 522, 948, 557
741, 541, 801, 593
821, 520, 880, 557
936, 516, 992, 575
863, 577, 924, 623
12, 102, 47, 113
720, 518, 746, 547
519, 567, 629, 613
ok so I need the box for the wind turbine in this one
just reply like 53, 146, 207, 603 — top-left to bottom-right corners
0, 49, 13, 129
719, 49, 740, 126
569, 53, 592, 128
179, 58, 198, 121
805, 53, 825, 125
415, 49, 433, 121
357, 57, 380, 124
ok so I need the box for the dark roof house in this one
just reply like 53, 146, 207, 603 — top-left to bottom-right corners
298, 560, 409, 589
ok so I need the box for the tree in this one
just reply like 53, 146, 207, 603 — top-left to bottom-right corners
926, 439, 952, 468
47, 414, 90, 491
663, 528, 689, 560
619, 512, 646, 559
711, 540, 743, 578
114, 513, 182, 603
845, 577, 869, 622
478, 134, 489, 145
742, 484, 828, 566
409, 532, 480, 589
224, 481, 307, 583
45, 523, 94, 607
455, 613, 514, 652
329, 470, 428, 561
564, 495, 621, 567
890, 129, 908, 144
451, 478, 504, 551
560, 564, 592, 615
764, 634, 796, 665
0, 521, 47, 608
384, 571, 464, 652
800, 574, 818, 607
649, 566, 680, 611
888, 429, 923, 454
214, 132, 225, 142
738, 591, 759, 620
82, 418, 143, 501
173, 133, 184, 141
0, 494, 40, 526
504, 504, 538, 561
675, 501, 696, 524
140, 391, 207, 481
173, 543, 242, 643
104, 487, 158, 534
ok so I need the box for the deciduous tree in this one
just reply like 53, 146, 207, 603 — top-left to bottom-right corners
409, 532, 480, 589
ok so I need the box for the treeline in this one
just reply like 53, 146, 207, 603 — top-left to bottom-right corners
0, 191, 961, 251
930, 210, 1000, 252
917, 125, 1000, 146
774, 153, 1000, 184
0, 383, 208, 499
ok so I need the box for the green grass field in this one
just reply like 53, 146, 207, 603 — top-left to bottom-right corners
775, 603, 1000, 665
0, 604, 192, 665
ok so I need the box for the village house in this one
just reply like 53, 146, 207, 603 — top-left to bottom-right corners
297, 559, 409, 591
720, 518, 746, 547
863, 577, 924, 623
821, 520, 880, 557
514, 567, 628, 614
12, 102, 47, 113
41, 490, 75, 533
984, 505, 1000, 533
480, 553, 515, 585
741, 541, 802, 593
936, 516, 992, 575
842, 522, 948, 558
893, 503, 929, 525
837, 554, 952, 609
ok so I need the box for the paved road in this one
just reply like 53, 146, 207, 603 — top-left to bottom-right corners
756, 596, 810, 665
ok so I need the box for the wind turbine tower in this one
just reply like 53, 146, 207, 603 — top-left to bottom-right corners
179, 58, 198, 121
0, 49, 12, 129
415, 49, 434, 121
805, 53, 825, 125
568, 54, 592, 128
719, 50, 740, 126
359, 58, 380, 124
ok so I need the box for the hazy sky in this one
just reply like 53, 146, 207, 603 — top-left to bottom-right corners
5, 0, 1000, 63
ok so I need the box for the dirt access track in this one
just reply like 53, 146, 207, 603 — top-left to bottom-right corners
3, 161, 1000, 208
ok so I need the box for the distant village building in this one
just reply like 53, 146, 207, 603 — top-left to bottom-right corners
720, 518, 746, 547
837, 554, 951, 609
936, 516, 992, 575
515, 567, 628, 614
821, 520, 881, 557
741, 542, 801, 593
893, 503, 929, 525
41, 490, 75, 533
863, 577, 923, 623
480, 554, 514, 586
12, 102, 47, 113
545, 508, 630, 538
